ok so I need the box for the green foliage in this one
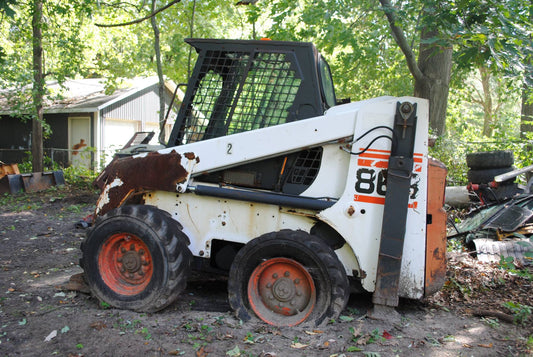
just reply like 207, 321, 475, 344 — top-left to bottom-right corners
428, 61, 533, 184
264, 0, 412, 101
527, 335, 533, 349
0, 0, 16, 17
429, 137, 528, 185
0, 0, 531, 184
498, 245, 533, 280
91, 0, 249, 86
451, 0, 533, 85
62, 165, 98, 190
226, 345, 243, 356
347, 346, 363, 352
502, 301, 532, 325
18, 151, 60, 174
447, 239, 465, 253
481, 317, 500, 328
136, 326, 151, 340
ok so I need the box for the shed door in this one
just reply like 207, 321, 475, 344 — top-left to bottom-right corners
102, 119, 138, 158
69, 116, 91, 168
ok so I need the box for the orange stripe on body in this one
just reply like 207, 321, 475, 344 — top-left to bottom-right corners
354, 194, 386, 205
354, 194, 419, 209
362, 148, 391, 154
359, 152, 390, 160
357, 158, 389, 168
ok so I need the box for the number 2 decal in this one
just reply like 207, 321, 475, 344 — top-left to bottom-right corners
227, 143, 232, 154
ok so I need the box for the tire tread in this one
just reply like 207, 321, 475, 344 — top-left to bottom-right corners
80, 205, 191, 312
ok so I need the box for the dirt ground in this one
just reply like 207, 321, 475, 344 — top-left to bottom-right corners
0, 186, 532, 357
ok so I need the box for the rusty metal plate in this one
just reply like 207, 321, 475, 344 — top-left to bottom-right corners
95, 150, 189, 216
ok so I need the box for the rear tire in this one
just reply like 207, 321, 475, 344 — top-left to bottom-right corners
80, 205, 191, 312
228, 230, 349, 326
467, 167, 515, 184
466, 150, 514, 170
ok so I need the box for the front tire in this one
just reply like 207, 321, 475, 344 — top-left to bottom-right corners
228, 230, 349, 326
80, 205, 191, 312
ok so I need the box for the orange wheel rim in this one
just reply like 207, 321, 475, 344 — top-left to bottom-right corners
248, 257, 315, 326
98, 233, 153, 296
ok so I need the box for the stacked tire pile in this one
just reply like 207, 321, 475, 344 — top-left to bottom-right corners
466, 150, 522, 204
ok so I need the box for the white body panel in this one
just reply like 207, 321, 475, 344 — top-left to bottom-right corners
142, 96, 429, 299
319, 98, 429, 298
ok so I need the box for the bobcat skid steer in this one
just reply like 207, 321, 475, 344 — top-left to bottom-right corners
81, 38, 447, 327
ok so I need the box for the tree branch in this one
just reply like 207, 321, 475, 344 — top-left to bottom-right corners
95, 0, 181, 27
378, 0, 425, 81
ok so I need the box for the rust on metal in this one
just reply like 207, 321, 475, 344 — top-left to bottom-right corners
98, 232, 154, 295
247, 257, 316, 326
183, 152, 199, 162
0, 163, 20, 179
347, 205, 355, 216
95, 150, 189, 216
496, 224, 533, 240
359, 269, 367, 279
0, 171, 65, 194
424, 158, 448, 296
71, 139, 88, 155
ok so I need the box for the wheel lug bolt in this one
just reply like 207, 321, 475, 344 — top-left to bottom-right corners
138, 271, 144, 276
294, 278, 300, 284
266, 282, 272, 288
296, 291, 302, 296
128, 273, 134, 279
121, 247, 126, 253
142, 261, 149, 266
120, 267, 126, 273
272, 273, 278, 279
284, 271, 290, 277
138, 249, 145, 255
130, 244, 135, 251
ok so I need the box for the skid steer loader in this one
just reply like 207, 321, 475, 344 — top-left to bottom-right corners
81, 38, 447, 327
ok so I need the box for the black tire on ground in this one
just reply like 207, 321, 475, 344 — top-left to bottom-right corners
227, 230, 350, 327
467, 167, 515, 184
80, 205, 191, 312
466, 150, 514, 170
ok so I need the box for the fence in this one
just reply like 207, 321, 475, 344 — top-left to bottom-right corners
0, 147, 113, 171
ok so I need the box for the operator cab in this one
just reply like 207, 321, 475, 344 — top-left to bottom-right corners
167, 38, 338, 147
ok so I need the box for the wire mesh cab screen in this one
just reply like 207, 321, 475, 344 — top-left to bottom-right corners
168, 39, 328, 146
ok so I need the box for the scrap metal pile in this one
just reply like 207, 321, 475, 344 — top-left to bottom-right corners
448, 150, 533, 265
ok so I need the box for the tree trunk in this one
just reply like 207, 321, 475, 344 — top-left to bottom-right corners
522, 85, 533, 138
480, 66, 494, 137
521, 37, 533, 138
413, 29, 453, 136
520, 1, 533, 139
151, 0, 166, 145
31, 0, 44, 172
379, 0, 452, 136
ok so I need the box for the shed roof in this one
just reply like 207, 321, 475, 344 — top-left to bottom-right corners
0, 77, 172, 115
